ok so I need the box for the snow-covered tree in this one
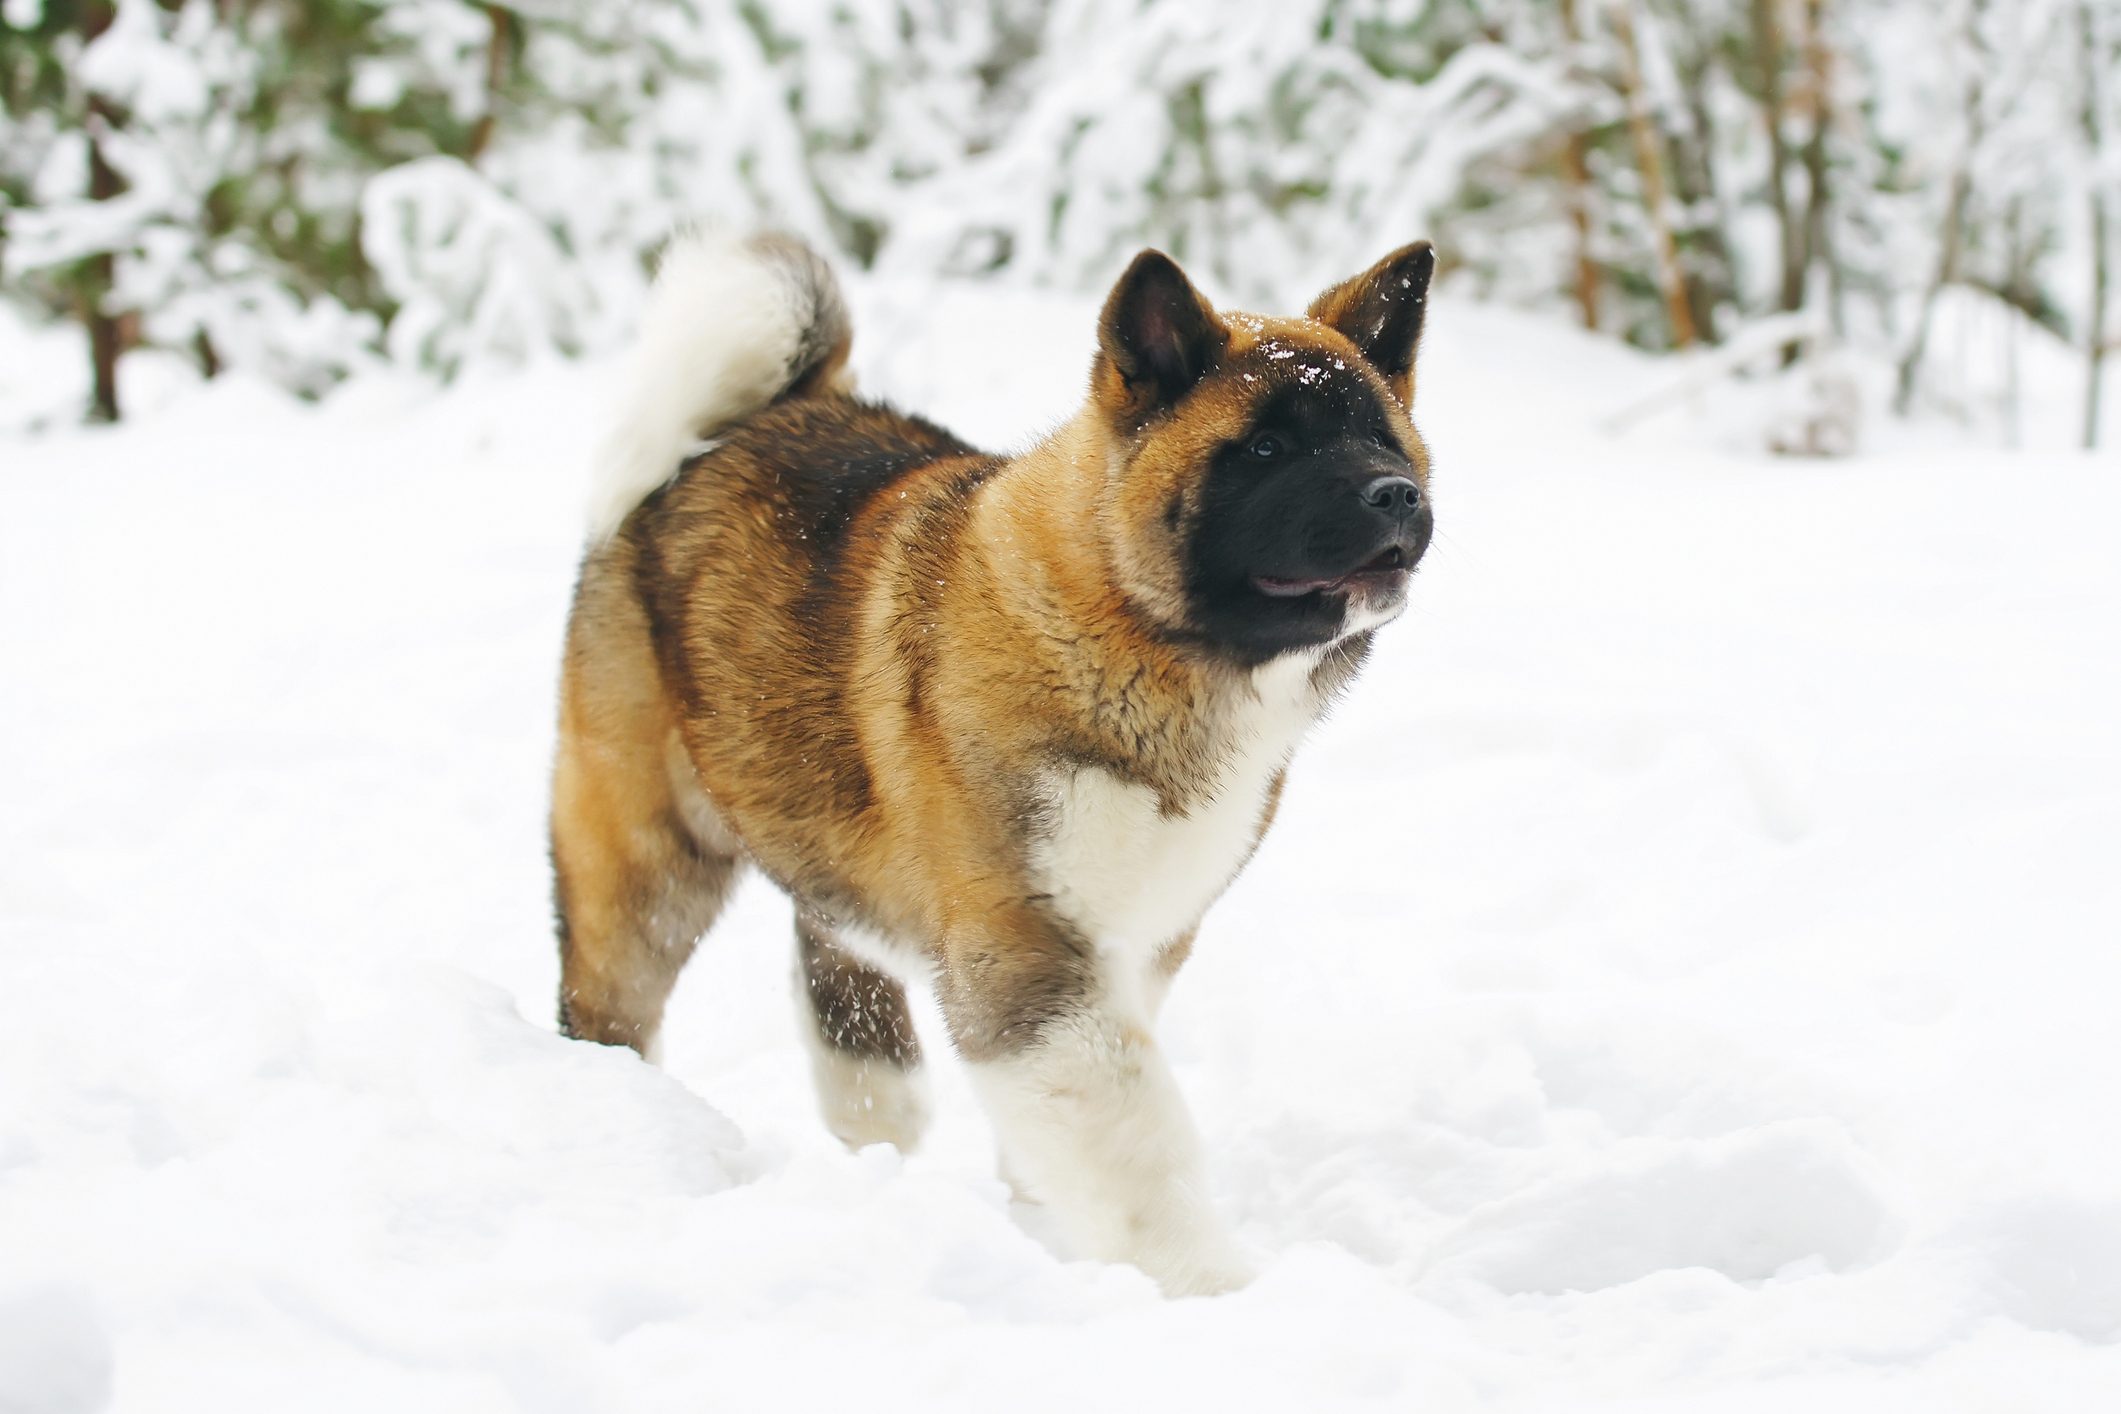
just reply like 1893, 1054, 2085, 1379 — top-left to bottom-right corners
2, 0, 2112, 447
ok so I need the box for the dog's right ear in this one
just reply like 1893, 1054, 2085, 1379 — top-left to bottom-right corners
1095, 249, 1228, 430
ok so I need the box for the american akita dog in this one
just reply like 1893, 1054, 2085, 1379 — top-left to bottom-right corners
551, 230, 1435, 1295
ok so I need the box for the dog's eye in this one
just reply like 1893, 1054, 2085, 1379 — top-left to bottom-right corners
1368, 429, 1394, 449
1248, 435, 1283, 460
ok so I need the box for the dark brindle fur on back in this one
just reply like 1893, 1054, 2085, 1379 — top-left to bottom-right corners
551, 231, 1438, 1295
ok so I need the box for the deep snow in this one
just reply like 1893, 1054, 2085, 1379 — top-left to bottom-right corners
3, 281, 2120, 1412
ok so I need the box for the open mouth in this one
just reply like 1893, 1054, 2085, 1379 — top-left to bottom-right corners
1252, 545, 1412, 599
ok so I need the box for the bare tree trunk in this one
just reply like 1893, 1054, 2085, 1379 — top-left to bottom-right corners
1893, 166, 1973, 417
466, 4, 513, 166
1894, 0, 1986, 417
1609, 0, 1697, 349
1750, 0, 1804, 315
2081, 0, 2111, 451
2088, 193, 2111, 452
1560, 0, 1601, 331
83, 99, 123, 423
1797, 0, 1838, 334
80, 3, 122, 422
1669, 40, 1738, 343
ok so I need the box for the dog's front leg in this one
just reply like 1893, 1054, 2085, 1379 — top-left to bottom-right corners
943, 923, 1250, 1296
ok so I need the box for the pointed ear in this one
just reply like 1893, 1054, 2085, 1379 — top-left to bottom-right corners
1095, 249, 1228, 428
1307, 241, 1435, 407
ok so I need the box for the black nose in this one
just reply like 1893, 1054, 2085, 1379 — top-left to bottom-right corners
1361, 475, 1423, 519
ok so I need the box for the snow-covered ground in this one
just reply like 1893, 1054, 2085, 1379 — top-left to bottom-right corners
4, 281, 2119, 1412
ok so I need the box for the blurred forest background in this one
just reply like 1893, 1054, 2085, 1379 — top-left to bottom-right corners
2, 0, 2116, 448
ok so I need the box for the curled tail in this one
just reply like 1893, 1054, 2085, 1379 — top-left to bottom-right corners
586, 230, 852, 540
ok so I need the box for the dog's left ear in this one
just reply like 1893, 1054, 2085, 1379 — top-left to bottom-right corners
1307, 241, 1435, 408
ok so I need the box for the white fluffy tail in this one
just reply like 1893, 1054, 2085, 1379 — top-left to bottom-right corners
585, 230, 851, 541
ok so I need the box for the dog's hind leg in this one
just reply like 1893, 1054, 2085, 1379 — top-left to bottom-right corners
552, 804, 738, 1063
551, 553, 742, 1061
795, 914, 930, 1152
551, 731, 741, 1060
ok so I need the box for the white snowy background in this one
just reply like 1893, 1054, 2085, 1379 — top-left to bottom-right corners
4, 1, 2121, 1410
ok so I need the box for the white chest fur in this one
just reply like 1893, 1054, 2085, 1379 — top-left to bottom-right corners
1033, 655, 1321, 984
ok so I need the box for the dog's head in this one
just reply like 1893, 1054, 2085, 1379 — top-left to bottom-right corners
1086, 244, 1435, 665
